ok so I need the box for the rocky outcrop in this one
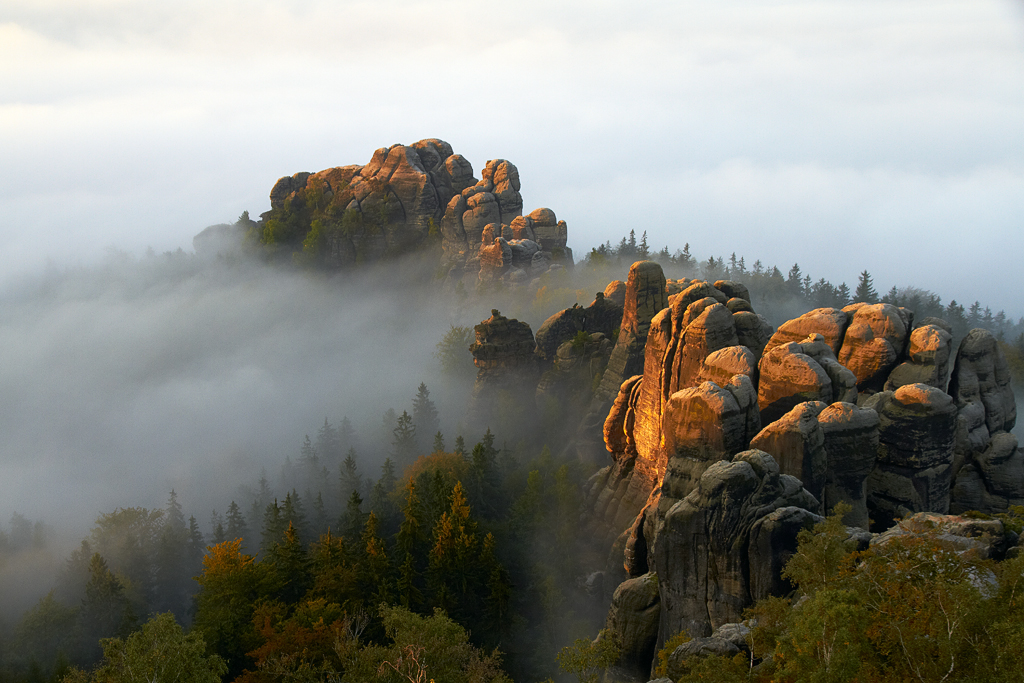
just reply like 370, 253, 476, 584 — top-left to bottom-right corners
654, 451, 820, 641
597, 262, 670, 401
750, 402, 828, 512
948, 329, 1023, 513
603, 572, 661, 681
837, 303, 912, 393
884, 323, 953, 392
764, 307, 850, 357
757, 334, 856, 425
467, 310, 539, 431
865, 384, 958, 528
245, 139, 573, 284
817, 402, 880, 528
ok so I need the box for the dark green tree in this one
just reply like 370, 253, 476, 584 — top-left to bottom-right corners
854, 270, 878, 303
412, 383, 440, 454
392, 410, 417, 466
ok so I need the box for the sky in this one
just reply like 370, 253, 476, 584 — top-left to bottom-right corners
2, 0, 1024, 312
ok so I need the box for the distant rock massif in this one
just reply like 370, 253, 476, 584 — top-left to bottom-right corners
193, 138, 573, 288
464, 260, 1023, 682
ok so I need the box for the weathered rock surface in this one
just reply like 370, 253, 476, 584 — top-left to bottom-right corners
603, 572, 661, 681
865, 384, 957, 527
837, 303, 911, 393
750, 402, 828, 512
817, 402, 879, 528
949, 328, 1017, 454
884, 323, 953, 392
654, 451, 820, 641
757, 335, 856, 425
765, 307, 850, 356
246, 138, 575, 285
597, 262, 670, 401
467, 310, 538, 431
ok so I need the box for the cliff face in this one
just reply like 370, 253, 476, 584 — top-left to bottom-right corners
574, 264, 1024, 679
229, 138, 573, 287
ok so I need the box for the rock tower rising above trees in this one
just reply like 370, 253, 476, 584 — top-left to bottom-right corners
195, 138, 573, 287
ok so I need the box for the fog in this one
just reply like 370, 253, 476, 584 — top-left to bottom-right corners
2, 1, 1024, 312
0, 250, 490, 535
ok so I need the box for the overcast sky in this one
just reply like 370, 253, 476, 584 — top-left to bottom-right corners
2, 0, 1023, 313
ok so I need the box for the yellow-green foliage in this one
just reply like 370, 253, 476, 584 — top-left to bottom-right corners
653, 629, 691, 678
556, 630, 620, 683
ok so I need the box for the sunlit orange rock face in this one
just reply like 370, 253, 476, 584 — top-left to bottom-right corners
584, 279, 1024, 676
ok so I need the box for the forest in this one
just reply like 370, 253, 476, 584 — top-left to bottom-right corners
1, 228, 1023, 683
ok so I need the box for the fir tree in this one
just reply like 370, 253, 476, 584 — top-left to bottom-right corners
432, 431, 445, 454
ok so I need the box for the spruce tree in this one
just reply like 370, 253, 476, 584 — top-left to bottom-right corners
392, 411, 417, 466
854, 270, 878, 303
411, 383, 440, 454
339, 448, 362, 500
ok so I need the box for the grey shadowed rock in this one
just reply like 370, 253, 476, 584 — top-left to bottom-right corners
654, 450, 820, 643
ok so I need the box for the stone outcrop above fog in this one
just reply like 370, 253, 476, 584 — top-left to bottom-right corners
211, 139, 573, 286
563, 265, 1024, 680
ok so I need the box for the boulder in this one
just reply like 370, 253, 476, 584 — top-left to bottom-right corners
757, 341, 834, 425
605, 280, 627, 308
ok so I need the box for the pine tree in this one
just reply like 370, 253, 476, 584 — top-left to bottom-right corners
248, 471, 273, 533
281, 491, 309, 544
154, 491, 190, 618
454, 435, 466, 458
188, 516, 205, 568
432, 431, 445, 454
267, 522, 310, 604
638, 231, 649, 258
854, 270, 878, 303
311, 492, 329, 537
361, 513, 392, 605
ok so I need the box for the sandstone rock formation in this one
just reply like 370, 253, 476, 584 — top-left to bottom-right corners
837, 303, 911, 393
757, 334, 856, 425
865, 384, 958, 527
245, 139, 572, 285
883, 322, 953, 392
948, 328, 1024, 513
654, 451, 820, 641
603, 572, 661, 681
817, 401, 880, 528
750, 401, 828, 512
467, 310, 538, 431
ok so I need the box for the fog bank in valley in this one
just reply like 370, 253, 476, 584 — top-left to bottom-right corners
0, 250, 480, 536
